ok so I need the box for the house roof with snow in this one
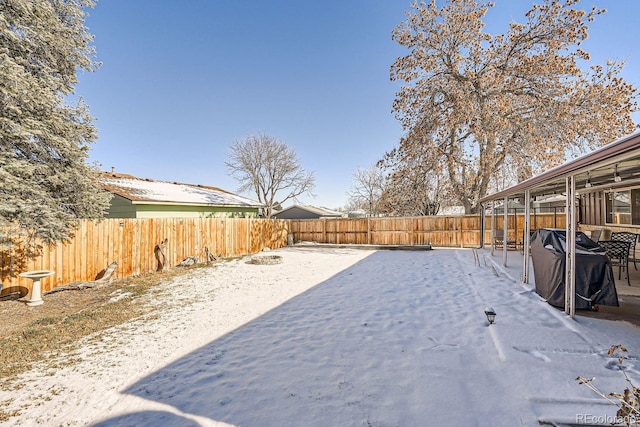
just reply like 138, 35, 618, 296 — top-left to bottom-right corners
272, 205, 345, 219
100, 172, 263, 208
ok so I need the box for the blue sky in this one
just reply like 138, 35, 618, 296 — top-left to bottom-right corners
75, 0, 640, 210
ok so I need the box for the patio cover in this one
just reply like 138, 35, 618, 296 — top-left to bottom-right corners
479, 131, 640, 318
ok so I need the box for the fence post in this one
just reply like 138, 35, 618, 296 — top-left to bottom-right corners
411, 218, 416, 246
223, 218, 227, 257
322, 219, 327, 243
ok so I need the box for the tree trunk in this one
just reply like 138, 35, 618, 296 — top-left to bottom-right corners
46, 261, 119, 294
154, 238, 168, 272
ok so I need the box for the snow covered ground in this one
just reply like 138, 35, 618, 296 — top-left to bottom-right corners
1, 246, 640, 426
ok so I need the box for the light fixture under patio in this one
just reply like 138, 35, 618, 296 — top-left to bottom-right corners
585, 172, 592, 188
614, 165, 622, 182
484, 307, 496, 325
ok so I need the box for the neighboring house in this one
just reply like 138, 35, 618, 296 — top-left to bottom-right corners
100, 172, 264, 218
532, 194, 566, 213
272, 205, 345, 220
483, 200, 525, 215
347, 209, 367, 218
437, 205, 465, 216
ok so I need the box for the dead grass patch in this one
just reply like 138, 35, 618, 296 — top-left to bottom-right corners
0, 263, 215, 386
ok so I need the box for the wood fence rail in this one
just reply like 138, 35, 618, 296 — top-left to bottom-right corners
1, 217, 289, 294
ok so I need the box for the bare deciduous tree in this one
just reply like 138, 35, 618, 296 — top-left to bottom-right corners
378, 141, 445, 216
390, 0, 638, 214
226, 133, 315, 217
346, 165, 386, 217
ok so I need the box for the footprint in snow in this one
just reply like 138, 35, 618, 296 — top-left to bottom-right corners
513, 346, 551, 362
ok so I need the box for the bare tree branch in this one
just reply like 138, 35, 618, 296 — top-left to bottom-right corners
225, 133, 315, 217
346, 165, 386, 217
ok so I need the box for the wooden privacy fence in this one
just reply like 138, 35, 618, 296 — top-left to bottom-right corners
1, 217, 289, 294
287, 213, 567, 248
1, 213, 566, 296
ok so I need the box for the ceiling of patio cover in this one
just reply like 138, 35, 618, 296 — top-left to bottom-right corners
530, 229, 619, 309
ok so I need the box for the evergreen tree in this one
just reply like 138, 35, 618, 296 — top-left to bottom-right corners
0, 0, 110, 249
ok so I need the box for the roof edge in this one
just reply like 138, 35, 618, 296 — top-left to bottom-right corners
479, 131, 640, 203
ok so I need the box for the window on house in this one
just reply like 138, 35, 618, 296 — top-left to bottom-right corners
605, 188, 640, 225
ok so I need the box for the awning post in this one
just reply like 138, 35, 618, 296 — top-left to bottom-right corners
565, 176, 576, 319
491, 201, 496, 256
503, 196, 508, 266
480, 203, 486, 248
523, 189, 531, 284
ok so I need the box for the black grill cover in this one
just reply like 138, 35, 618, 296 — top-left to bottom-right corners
531, 228, 619, 309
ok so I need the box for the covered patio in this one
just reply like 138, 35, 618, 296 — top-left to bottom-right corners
481, 246, 640, 327
480, 131, 640, 319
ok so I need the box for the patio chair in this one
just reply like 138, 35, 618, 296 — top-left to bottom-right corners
519, 230, 537, 254
493, 229, 517, 250
590, 229, 603, 243
598, 240, 631, 286
611, 232, 638, 270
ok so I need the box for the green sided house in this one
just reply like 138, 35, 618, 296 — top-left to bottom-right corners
100, 172, 264, 218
